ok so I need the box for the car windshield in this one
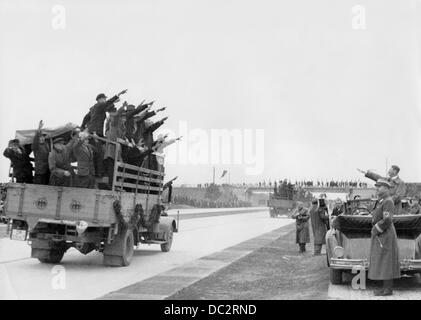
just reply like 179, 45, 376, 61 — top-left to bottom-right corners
344, 199, 377, 215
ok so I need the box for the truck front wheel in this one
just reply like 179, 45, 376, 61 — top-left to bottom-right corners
330, 268, 343, 285
160, 228, 173, 252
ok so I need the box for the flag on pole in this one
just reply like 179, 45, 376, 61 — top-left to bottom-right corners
220, 170, 228, 178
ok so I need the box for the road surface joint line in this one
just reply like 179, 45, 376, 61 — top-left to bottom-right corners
98, 222, 292, 300
170, 208, 268, 221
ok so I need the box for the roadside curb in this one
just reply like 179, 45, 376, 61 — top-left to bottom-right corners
0, 225, 7, 239
98, 220, 294, 300
169, 207, 269, 221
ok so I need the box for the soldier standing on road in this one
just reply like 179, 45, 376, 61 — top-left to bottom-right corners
368, 178, 401, 296
32, 120, 50, 185
309, 198, 329, 255
358, 165, 406, 214
291, 202, 310, 253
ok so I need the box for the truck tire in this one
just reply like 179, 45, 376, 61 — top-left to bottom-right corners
330, 269, 342, 285
36, 248, 65, 264
103, 227, 134, 267
160, 228, 173, 252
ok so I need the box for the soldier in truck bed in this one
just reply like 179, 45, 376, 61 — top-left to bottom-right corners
32, 120, 50, 185
81, 90, 127, 137
72, 131, 96, 189
48, 137, 76, 187
124, 101, 154, 141
81, 90, 127, 179
3, 139, 34, 183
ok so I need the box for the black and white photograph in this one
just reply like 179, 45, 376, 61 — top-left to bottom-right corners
1, 0, 421, 307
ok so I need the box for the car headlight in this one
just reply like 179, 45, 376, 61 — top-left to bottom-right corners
333, 246, 344, 258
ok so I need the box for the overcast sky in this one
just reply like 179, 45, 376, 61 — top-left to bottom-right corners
0, 0, 420, 185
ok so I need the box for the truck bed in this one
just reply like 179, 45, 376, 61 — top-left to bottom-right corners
5, 183, 120, 228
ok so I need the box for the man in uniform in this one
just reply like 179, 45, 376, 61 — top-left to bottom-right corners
81, 89, 127, 179
48, 137, 74, 187
72, 131, 96, 189
309, 198, 329, 255
32, 120, 50, 185
291, 202, 310, 253
368, 178, 400, 296
331, 198, 343, 217
139, 117, 168, 170
124, 101, 154, 141
410, 196, 420, 215
3, 139, 33, 183
358, 165, 406, 214
401, 199, 411, 215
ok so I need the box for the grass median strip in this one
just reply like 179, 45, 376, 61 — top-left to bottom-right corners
167, 224, 330, 300
100, 220, 293, 300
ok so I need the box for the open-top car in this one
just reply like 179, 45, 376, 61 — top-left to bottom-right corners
267, 194, 295, 218
326, 198, 421, 284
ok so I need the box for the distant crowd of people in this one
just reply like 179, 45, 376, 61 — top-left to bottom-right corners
264, 179, 368, 188
196, 179, 369, 189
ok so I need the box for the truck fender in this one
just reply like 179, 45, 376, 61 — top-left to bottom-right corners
326, 229, 340, 262
152, 216, 177, 235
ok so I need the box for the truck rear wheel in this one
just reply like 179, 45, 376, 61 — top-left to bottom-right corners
103, 227, 134, 267
35, 248, 65, 264
160, 228, 173, 252
330, 268, 343, 285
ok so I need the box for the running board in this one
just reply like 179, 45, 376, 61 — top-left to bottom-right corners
142, 240, 167, 244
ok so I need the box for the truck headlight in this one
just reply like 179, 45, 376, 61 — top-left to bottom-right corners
333, 246, 344, 258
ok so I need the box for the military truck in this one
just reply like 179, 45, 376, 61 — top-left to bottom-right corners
267, 194, 295, 218
326, 198, 421, 284
4, 124, 178, 267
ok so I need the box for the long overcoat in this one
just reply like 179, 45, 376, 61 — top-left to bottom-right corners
368, 196, 401, 280
292, 207, 310, 244
32, 130, 50, 175
310, 205, 328, 245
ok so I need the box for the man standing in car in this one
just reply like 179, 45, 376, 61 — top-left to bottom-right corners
358, 165, 406, 214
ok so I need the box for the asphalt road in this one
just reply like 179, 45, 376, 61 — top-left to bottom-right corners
0, 208, 293, 299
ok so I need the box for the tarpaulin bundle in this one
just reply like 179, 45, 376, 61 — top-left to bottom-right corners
15, 123, 79, 145
335, 214, 421, 239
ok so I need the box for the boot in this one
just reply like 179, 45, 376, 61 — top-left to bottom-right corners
299, 243, 306, 253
